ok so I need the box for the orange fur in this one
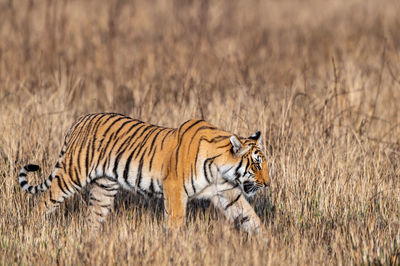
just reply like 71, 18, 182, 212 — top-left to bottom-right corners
18, 113, 270, 233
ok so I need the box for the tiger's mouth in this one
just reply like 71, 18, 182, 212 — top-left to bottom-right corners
242, 181, 262, 195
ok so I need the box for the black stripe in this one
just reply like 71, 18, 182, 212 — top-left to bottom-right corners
73, 114, 100, 174
93, 179, 112, 189
56, 176, 68, 195
102, 187, 118, 192
70, 169, 82, 189
225, 193, 242, 210
105, 122, 142, 171
123, 152, 135, 184
67, 154, 76, 186
127, 125, 154, 158
93, 210, 104, 217
193, 136, 228, 178
62, 175, 75, 194
74, 137, 85, 176
175, 120, 205, 175
19, 172, 27, 177
194, 146, 200, 177
179, 119, 204, 136
89, 196, 102, 202
160, 129, 174, 149
149, 179, 154, 195
98, 115, 127, 144
108, 121, 142, 155
82, 114, 108, 174
234, 157, 244, 180
25, 164, 40, 172
179, 120, 204, 139
203, 160, 211, 183
202, 155, 221, 183
98, 118, 134, 165
50, 198, 63, 204
147, 128, 164, 155
234, 215, 250, 227
244, 158, 251, 173
88, 114, 111, 176
183, 182, 189, 196
111, 119, 137, 138
66, 114, 95, 150
190, 165, 196, 193
97, 117, 130, 151
133, 127, 158, 159
199, 135, 230, 145
62, 174, 76, 194
208, 159, 214, 180
95, 131, 115, 175
148, 145, 158, 172
157, 179, 163, 191
186, 128, 219, 179
20, 180, 28, 187
83, 136, 90, 176
221, 165, 234, 175
49, 190, 53, 202
69, 166, 81, 188
187, 126, 217, 149
209, 135, 230, 142
112, 124, 146, 178
177, 119, 194, 135
136, 151, 145, 189
239, 216, 250, 224
92, 181, 118, 191
146, 128, 165, 171
216, 142, 232, 149
116, 124, 147, 154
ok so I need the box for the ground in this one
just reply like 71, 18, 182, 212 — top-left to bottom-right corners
0, 0, 400, 264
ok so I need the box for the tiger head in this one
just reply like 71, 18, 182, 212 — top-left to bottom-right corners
221, 131, 270, 196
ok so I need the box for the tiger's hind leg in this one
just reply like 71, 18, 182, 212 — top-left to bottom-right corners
38, 169, 83, 215
87, 177, 119, 230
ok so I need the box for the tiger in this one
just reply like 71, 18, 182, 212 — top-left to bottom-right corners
18, 113, 270, 234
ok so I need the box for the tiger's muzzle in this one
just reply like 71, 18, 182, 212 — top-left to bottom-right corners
243, 180, 265, 195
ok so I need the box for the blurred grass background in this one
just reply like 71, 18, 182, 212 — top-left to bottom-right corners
1, 0, 400, 264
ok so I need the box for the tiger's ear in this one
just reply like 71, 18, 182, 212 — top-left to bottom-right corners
230, 135, 250, 156
249, 131, 263, 149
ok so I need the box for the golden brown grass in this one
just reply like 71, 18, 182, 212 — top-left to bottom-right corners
1, 0, 400, 264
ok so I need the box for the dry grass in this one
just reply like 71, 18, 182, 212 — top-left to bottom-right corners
1, 0, 400, 264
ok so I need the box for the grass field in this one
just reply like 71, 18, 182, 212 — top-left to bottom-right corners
1, 0, 400, 264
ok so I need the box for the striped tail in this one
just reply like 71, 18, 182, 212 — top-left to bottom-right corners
18, 164, 54, 194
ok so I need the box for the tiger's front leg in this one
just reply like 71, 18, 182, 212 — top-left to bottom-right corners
162, 175, 188, 229
211, 189, 265, 235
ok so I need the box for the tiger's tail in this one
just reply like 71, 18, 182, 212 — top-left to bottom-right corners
18, 164, 54, 194
18, 120, 73, 195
